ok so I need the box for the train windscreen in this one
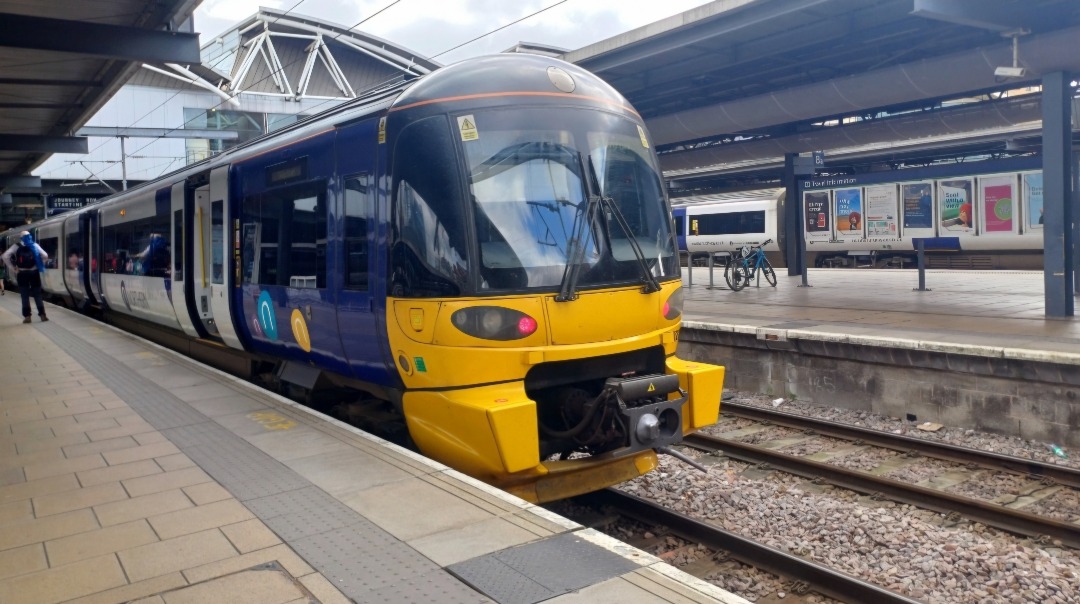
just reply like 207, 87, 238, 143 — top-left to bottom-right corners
462, 107, 676, 292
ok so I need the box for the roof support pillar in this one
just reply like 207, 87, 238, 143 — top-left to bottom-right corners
783, 153, 806, 278
1041, 71, 1075, 317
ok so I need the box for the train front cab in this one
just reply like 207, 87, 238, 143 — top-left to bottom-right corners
379, 56, 724, 503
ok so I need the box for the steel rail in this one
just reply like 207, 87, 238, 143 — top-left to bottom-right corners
722, 401, 1080, 488
685, 432, 1080, 549
582, 489, 923, 604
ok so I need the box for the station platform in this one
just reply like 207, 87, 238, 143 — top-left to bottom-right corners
680, 267, 1080, 447
682, 267, 1080, 364
0, 297, 747, 604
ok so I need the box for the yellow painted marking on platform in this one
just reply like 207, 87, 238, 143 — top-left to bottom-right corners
247, 411, 297, 431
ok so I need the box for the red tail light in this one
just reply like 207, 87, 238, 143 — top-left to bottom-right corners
451, 306, 539, 340
663, 288, 684, 320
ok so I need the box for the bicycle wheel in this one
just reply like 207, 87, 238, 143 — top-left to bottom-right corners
761, 260, 777, 286
725, 260, 746, 291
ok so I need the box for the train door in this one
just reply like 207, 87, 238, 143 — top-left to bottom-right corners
334, 121, 387, 383
61, 214, 86, 307
170, 181, 201, 338
192, 166, 242, 348
672, 208, 686, 255
86, 210, 102, 304
80, 212, 99, 305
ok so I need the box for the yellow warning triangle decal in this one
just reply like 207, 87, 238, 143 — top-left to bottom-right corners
647, 383, 655, 392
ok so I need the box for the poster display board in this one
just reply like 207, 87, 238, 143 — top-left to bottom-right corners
864, 185, 899, 239
978, 175, 1017, 235
1023, 172, 1043, 230
938, 178, 974, 233
803, 190, 831, 241
900, 181, 935, 239
833, 187, 863, 240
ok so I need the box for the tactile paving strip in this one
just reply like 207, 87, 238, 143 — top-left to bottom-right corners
41, 323, 491, 603
448, 532, 640, 604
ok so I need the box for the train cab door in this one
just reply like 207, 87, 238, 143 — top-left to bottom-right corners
334, 121, 385, 383
170, 181, 201, 338
193, 166, 242, 348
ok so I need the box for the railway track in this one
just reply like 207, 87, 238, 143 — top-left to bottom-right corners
689, 401, 1080, 548
574, 489, 922, 604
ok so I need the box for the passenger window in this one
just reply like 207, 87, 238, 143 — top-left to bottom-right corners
211, 200, 224, 284
38, 236, 59, 268
65, 229, 83, 273
173, 210, 184, 281
240, 183, 327, 289
343, 174, 372, 291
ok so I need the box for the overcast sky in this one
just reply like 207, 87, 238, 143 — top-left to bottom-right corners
194, 0, 716, 64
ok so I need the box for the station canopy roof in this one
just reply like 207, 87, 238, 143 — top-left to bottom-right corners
0, 0, 203, 191
562, 0, 1080, 189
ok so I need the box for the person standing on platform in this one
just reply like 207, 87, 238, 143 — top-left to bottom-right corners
2, 230, 49, 323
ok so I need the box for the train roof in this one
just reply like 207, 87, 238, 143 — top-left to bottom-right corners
392, 53, 635, 116
670, 188, 783, 208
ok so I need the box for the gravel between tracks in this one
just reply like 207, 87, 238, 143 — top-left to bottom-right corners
617, 391, 1080, 603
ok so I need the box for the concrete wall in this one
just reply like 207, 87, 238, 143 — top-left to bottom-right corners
679, 325, 1080, 448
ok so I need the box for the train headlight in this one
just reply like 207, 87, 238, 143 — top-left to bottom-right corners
451, 306, 538, 340
663, 288, 684, 320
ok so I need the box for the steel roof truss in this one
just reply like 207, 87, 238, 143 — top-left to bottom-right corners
231, 32, 268, 93
262, 34, 293, 97
317, 40, 355, 98
297, 37, 322, 100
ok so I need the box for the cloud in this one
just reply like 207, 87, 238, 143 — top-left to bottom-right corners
194, 0, 714, 63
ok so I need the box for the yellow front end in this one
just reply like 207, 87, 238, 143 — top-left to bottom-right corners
389, 280, 723, 503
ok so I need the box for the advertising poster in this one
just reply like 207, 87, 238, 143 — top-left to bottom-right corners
939, 179, 973, 232
865, 185, 898, 238
833, 188, 863, 237
980, 176, 1015, 233
1025, 172, 1044, 229
902, 183, 933, 229
804, 191, 830, 240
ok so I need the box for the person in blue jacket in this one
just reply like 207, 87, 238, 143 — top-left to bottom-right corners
1, 230, 49, 323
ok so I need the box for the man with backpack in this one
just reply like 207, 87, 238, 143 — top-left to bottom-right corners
2, 230, 49, 323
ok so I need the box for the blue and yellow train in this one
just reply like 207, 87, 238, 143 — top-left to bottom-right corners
2, 54, 723, 503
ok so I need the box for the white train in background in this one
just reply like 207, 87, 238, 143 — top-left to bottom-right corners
672, 161, 1046, 270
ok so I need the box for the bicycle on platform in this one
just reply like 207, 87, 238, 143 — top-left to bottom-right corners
724, 239, 777, 291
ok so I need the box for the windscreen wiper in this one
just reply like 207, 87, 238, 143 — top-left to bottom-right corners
555, 153, 600, 302
585, 155, 662, 295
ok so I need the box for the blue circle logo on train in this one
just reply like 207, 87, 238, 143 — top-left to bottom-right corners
257, 291, 278, 340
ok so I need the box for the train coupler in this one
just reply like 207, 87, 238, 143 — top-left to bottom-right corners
606, 373, 686, 450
